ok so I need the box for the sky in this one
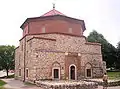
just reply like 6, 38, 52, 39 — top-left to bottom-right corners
0, 0, 120, 47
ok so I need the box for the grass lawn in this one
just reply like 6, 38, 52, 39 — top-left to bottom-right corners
0, 87, 6, 89
107, 71, 120, 80
0, 80, 6, 89
0, 80, 6, 86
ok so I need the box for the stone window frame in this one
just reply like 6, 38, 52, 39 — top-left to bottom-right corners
52, 67, 60, 80
69, 64, 77, 80
19, 68, 21, 77
52, 62, 61, 80
85, 63, 92, 78
26, 68, 29, 78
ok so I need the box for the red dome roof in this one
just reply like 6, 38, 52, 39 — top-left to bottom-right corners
42, 9, 65, 16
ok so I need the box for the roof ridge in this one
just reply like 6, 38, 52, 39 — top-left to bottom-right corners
42, 9, 65, 16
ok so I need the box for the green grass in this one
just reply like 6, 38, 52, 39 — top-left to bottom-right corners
0, 80, 6, 86
107, 71, 120, 80
0, 86, 6, 89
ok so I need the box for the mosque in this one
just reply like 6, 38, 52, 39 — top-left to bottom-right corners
15, 5, 105, 82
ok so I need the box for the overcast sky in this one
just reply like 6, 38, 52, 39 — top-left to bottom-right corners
0, 0, 120, 47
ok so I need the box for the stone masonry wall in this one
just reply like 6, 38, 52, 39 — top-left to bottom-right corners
15, 33, 103, 81
26, 38, 65, 80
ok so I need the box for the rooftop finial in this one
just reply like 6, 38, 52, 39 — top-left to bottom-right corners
53, 3, 55, 9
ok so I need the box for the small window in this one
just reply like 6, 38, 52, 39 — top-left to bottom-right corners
29, 41, 32, 48
42, 27, 46, 33
68, 28, 72, 33
19, 69, 21, 76
26, 69, 28, 77
19, 55, 20, 65
21, 44, 23, 51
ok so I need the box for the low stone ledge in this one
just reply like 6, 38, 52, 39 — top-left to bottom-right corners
35, 80, 98, 89
84, 79, 120, 87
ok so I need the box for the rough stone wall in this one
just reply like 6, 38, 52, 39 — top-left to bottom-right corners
80, 54, 103, 78
25, 34, 101, 54
26, 38, 66, 81
15, 47, 19, 78
15, 38, 26, 81
15, 33, 104, 81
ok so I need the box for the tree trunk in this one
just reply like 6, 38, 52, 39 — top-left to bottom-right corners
6, 69, 9, 77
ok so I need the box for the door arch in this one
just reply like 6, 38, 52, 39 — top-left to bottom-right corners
69, 64, 77, 80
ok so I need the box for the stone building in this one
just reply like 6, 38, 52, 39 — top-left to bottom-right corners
15, 7, 105, 82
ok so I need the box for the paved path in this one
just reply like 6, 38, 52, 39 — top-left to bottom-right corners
1, 78, 43, 89
97, 86, 120, 89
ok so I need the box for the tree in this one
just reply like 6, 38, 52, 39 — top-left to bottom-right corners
116, 42, 120, 69
0, 45, 15, 77
87, 30, 117, 68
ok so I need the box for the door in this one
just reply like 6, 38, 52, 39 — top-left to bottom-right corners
70, 66, 75, 80
54, 69, 59, 79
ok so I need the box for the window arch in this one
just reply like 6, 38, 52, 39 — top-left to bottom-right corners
85, 63, 92, 78
52, 61, 61, 80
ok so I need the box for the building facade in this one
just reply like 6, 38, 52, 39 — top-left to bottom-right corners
15, 8, 105, 82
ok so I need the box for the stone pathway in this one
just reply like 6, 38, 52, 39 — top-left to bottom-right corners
97, 86, 120, 89
1, 78, 43, 89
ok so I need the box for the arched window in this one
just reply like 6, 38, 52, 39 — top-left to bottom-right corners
52, 62, 60, 80
85, 63, 92, 78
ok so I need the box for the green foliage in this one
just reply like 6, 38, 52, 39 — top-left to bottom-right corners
116, 42, 120, 69
87, 30, 117, 68
0, 45, 15, 77
0, 80, 6, 86
7, 74, 14, 78
107, 71, 120, 80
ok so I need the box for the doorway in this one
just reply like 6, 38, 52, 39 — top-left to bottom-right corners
70, 66, 75, 79
69, 64, 76, 80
